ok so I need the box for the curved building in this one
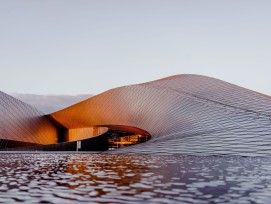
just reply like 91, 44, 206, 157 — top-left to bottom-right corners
0, 90, 58, 148
1, 75, 271, 156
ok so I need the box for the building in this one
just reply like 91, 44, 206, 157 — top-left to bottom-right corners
1, 75, 271, 156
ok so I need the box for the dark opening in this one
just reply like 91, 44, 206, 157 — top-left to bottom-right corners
107, 129, 151, 150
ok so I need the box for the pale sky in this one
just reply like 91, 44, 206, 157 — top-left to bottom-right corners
0, 0, 271, 95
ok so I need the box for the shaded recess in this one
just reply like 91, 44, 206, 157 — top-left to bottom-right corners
103, 125, 151, 150
2, 125, 151, 152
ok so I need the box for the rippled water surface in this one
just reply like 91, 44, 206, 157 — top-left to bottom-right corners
0, 153, 271, 203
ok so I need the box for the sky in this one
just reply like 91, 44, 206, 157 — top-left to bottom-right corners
0, 0, 271, 96
12, 93, 92, 113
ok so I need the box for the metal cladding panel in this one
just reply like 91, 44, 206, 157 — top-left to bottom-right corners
68, 127, 108, 142
0, 91, 58, 146
50, 75, 271, 156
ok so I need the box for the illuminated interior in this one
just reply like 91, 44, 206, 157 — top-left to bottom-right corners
107, 129, 151, 150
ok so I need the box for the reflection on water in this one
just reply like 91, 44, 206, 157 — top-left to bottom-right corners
0, 154, 271, 203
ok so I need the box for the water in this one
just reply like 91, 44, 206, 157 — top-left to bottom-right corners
0, 153, 271, 203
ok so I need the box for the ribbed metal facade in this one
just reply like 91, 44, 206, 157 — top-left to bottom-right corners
50, 75, 271, 156
1, 74, 271, 156
0, 91, 58, 148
